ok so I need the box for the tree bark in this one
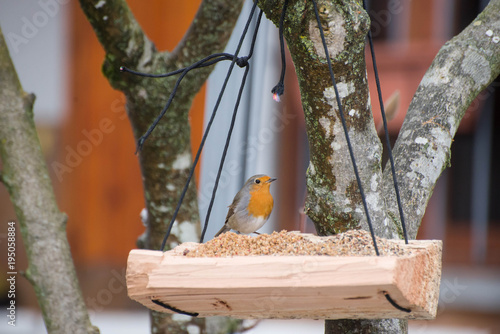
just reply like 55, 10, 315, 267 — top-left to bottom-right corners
0, 27, 99, 334
325, 319, 408, 334
78, 0, 244, 332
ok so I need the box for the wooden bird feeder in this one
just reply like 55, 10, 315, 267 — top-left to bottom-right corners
126, 230, 442, 320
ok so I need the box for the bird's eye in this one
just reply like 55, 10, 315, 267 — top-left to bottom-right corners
255, 179, 261, 184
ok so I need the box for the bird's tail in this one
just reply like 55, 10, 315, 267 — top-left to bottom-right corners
214, 225, 231, 237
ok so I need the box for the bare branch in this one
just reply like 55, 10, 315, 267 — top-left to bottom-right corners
171, 0, 245, 67
383, 0, 500, 239
0, 26, 99, 334
78, 0, 154, 69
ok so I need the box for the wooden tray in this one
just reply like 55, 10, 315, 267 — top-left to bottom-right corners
126, 232, 441, 319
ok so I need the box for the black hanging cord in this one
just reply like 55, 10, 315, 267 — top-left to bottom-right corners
124, 51, 249, 252
120, 54, 234, 78
121, 52, 240, 153
362, 0, 408, 244
383, 291, 412, 313
151, 299, 199, 317
157, 1, 261, 251
200, 11, 264, 243
122, 2, 260, 251
200, 67, 251, 243
271, 0, 289, 101
134, 2, 262, 317
126, 1, 412, 318
311, 0, 379, 256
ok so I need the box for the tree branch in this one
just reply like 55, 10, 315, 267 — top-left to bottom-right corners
383, 0, 500, 239
79, 0, 245, 96
78, 0, 154, 70
0, 26, 99, 334
171, 0, 246, 68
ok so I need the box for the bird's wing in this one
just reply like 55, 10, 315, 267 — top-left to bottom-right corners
233, 188, 250, 215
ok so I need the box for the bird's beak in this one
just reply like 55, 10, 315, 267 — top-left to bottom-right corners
266, 178, 277, 183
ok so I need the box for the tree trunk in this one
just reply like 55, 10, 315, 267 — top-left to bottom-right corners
78, 0, 244, 332
258, 0, 500, 333
0, 26, 99, 334
259, 0, 390, 237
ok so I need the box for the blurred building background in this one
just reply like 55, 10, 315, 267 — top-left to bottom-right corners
0, 0, 499, 333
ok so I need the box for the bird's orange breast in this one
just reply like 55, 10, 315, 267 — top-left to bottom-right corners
247, 187, 274, 218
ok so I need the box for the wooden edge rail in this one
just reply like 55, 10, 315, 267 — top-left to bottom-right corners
126, 235, 442, 319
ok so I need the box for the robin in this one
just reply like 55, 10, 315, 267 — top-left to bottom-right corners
215, 174, 277, 237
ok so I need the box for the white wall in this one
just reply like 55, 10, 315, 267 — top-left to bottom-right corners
0, 0, 69, 125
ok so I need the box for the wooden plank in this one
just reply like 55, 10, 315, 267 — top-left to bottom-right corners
126, 239, 442, 319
